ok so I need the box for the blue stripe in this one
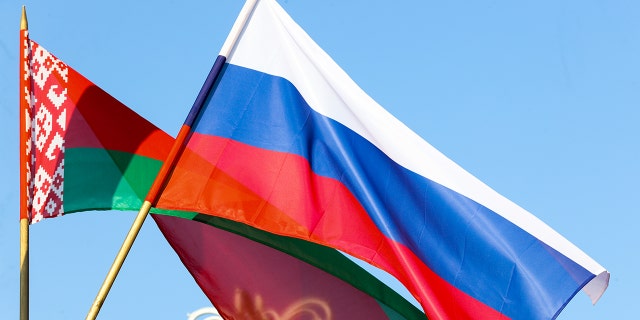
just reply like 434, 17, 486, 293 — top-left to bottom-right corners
192, 63, 593, 319
185, 55, 227, 126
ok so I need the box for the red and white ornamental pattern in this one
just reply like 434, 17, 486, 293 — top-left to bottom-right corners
23, 30, 69, 223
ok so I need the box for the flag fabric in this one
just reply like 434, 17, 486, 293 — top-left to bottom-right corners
151, 0, 609, 319
19, 30, 423, 319
152, 214, 426, 319
19, 31, 172, 223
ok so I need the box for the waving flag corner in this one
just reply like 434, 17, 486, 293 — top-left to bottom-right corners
586, 271, 610, 305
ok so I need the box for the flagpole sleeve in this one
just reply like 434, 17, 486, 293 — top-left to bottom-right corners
19, 6, 29, 219
85, 201, 153, 320
145, 0, 260, 203
220, 0, 259, 57
19, 7, 29, 320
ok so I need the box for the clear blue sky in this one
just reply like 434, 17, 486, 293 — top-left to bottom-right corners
1, 0, 637, 319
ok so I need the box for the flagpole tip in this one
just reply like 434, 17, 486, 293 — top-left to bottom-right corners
20, 6, 28, 31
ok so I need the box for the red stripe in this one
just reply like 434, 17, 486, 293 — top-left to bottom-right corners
146, 124, 193, 203
156, 134, 506, 319
65, 68, 172, 161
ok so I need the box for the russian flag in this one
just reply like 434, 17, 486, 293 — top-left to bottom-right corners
152, 0, 608, 319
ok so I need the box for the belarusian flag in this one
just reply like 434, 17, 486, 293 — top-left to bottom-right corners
18, 28, 424, 320
19, 30, 172, 223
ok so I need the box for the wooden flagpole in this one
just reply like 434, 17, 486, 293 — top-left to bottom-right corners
85, 201, 152, 320
20, 218, 28, 320
20, 7, 29, 320
86, 1, 260, 318
20, 219, 28, 320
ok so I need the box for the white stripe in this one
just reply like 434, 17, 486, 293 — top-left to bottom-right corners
222, 0, 607, 302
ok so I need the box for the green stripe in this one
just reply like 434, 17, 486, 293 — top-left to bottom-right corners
160, 212, 427, 320
63, 148, 162, 214
379, 301, 415, 320
64, 147, 426, 319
